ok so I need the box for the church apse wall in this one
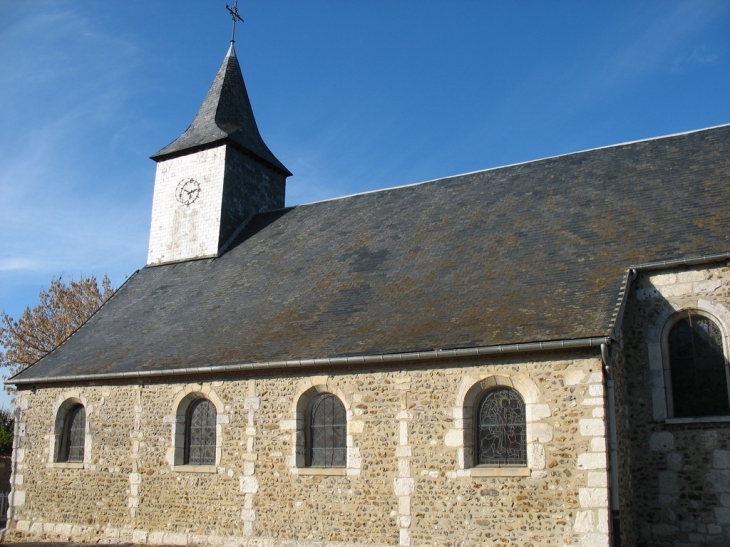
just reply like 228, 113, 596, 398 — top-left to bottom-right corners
621, 261, 730, 547
7, 353, 609, 547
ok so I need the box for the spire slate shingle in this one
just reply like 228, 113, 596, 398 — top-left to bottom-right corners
151, 44, 291, 175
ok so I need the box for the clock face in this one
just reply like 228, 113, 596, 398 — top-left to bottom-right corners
176, 178, 201, 206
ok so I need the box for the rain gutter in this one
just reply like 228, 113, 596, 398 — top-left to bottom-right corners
630, 251, 730, 272
8, 336, 609, 386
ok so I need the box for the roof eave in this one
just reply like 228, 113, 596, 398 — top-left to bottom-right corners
7, 336, 609, 386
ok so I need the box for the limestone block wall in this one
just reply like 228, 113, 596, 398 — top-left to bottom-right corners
622, 261, 730, 546
8, 352, 609, 547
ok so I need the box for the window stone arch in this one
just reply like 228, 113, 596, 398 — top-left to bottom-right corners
286, 378, 361, 475
475, 386, 527, 466
53, 399, 86, 463
51, 395, 90, 465
447, 373, 548, 476
647, 299, 730, 420
166, 385, 226, 468
307, 392, 346, 467
662, 309, 730, 418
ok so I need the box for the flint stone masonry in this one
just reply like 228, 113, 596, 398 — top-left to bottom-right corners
623, 262, 730, 546
8, 353, 609, 546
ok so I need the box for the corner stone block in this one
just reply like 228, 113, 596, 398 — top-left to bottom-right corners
580, 533, 610, 547
579, 419, 605, 437
588, 384, 604, 397
163, 532, 188, 545
649, 273, 676, 286
677, 270, 707, 283
528, 443, 546, 469
394, 478, 415, 496
649, 432, 675, 452
11, 490, 26, 507
528, 422, 553, 443
695, 279, 722, 293
658, 470, 678, 495
241, 509, 255, 522
147, 532, 165, 545
444, 429, 462, 447
527, 403, 552, 421
578, 453, 607, 470
244, 397, 260, 410
588, 471, 608, 487
574, 510, 595, 533
714, 450, 730, 469
707, 469, 730, 492
564, 370, 587, 386
240, 476, 259, 494
279, 420, 296, 431
579, 487, 608, 508
590, 437, 606, 453
715, 507, 730, 524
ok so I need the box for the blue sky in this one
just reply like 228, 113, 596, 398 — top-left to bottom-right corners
1, 1, 729, 408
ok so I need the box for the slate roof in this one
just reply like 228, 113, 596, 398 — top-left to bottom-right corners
11, 124, 730, 383
151, 44, 291, 176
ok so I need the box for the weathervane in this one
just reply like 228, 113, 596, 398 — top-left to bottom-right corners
225, 1, 244, 43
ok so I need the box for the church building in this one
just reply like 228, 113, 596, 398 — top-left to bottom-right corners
5, 37, 730, 547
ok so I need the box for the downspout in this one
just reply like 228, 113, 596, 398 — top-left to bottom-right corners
602, 342, 621, 547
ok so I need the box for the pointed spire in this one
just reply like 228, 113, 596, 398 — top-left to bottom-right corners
152, 44, 291, 176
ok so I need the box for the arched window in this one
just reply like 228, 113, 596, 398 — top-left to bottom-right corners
56, 404, 86, 463
476, 387, 526, 466
185, 398, 217, 465
667, 311, 730, 418
308, 393, 346, 467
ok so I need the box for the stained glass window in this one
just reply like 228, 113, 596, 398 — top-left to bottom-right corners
477, 387, 526, 466
58, 405, 85, 463
309, 393, 346, 467
185, 399, 217, 465
668, 313, 729, 417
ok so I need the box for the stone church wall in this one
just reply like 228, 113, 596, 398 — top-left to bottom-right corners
622, 261, 730, 546
7, 353, 609, 547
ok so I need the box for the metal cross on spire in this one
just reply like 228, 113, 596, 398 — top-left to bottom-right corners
225, 1, 244, 43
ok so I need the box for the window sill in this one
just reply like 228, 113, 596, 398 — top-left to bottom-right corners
295, 467, 347, 476
49, 462, 84, 469
467, 467, 530, 477
172, 465, 217, 473
666, 415, 730, 425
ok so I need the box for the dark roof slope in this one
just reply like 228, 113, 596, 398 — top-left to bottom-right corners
151, 44, 291, 176
13, 124, 730, 382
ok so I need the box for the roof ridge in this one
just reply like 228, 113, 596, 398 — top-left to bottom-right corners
295, 123, 730, 208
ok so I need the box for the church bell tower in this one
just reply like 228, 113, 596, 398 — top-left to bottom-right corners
147, 43, 291, 266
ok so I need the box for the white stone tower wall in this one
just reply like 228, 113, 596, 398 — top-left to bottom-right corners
147, 146, 227, 265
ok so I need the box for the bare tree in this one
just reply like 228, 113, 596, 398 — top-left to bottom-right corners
0, 275, 115, 393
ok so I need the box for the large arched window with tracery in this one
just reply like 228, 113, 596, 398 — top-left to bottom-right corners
185, 398, 217, 465
309, 393, 346, 467
476, 387, 526, 466
668, 311, 730, 417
